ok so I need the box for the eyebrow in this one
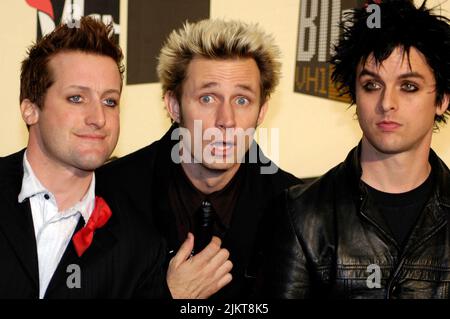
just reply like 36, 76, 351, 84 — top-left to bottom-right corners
397, 72, 425, 80
66, 85, 121, 95
358, 69, 425, 81
199, 82, 256, 93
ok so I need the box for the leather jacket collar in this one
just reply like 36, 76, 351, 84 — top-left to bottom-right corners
343, 141, 450, 208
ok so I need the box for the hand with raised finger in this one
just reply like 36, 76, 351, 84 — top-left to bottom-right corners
166, 233, 233, 299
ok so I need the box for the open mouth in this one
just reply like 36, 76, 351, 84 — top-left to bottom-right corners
210, 141, 235, 156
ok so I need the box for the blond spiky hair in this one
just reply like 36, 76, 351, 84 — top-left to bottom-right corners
157, 19, 281, 103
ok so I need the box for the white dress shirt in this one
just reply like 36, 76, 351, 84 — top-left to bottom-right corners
18, 152, 95, 299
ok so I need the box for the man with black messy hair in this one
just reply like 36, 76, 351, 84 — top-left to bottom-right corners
260, 0, 450, 299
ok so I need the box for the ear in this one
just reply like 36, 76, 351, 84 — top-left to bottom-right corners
20, 99, 39, 126
164, 91, 181, 123
435, 93, 449, 116
256, 100, 269, 126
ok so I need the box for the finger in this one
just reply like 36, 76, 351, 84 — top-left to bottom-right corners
193, 236, 222, 262
213, 260, 233, 282
216, 273, 233, 291
201, 272, 233, 298
170, 232, 194, 268
206, 247, 230, 271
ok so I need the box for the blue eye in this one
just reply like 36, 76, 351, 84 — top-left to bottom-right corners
68, 95, 82, 103
235, 96, 249, 106
200, 95, 214, 104
103, 98, 118, 107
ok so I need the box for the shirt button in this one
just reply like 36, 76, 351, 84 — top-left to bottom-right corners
44, 194, 50, 200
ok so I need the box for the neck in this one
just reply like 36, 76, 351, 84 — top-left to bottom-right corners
181, 162, 241, 195
360, 137, 431, 193
26, 145, 93, 212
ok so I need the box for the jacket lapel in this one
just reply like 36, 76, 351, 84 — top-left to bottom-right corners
401, 151, 449, 255
0, 150, 39, 290
44, 195, 118, 298
223, 161, 266, 276
153, 126, 183, 254
0, 197, 39, 290
401, 199, 447, 256
43, 217, 84, 298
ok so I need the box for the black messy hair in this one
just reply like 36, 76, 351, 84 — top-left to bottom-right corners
330, 0, 450, 124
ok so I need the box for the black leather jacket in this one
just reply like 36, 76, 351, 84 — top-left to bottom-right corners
261, 145, 450, 299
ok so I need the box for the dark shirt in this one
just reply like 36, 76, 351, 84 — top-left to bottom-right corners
168, 163, 245, 243
364, 171, 434, 249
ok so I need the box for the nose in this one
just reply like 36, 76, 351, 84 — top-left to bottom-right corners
216, 101, 236, 130
85, 100, 106, 128
380, 87, 398, 113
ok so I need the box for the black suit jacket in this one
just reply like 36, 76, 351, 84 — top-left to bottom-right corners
0, 150, 169, 298
97, 125, 301, 298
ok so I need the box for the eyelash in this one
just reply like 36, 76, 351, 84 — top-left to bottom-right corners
361, 81, 419, 93
199, 95, 251, 106
67, 95, 118, 107
362, 81, 381, 92
200, 95, 214, 104
103, 98, 118, 107
68, 95, 82, 103
401, 82, 419, 92
235, 96, 250, 106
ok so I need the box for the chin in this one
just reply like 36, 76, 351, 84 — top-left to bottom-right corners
201, 160, 238, 172
75, 161, 104, 172
368, 138, 410, 155
73, 153, 110, 171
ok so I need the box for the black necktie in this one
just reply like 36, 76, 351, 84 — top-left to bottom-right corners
193, 200, 215, 254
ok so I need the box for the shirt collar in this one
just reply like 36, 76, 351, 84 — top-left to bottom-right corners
70, 176, 96, 224
18, 151, 47, 203
174, 162, 244, 228
18, 151, 96, 224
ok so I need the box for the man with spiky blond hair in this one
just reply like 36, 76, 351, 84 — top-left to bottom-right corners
98, 18, 300, 298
